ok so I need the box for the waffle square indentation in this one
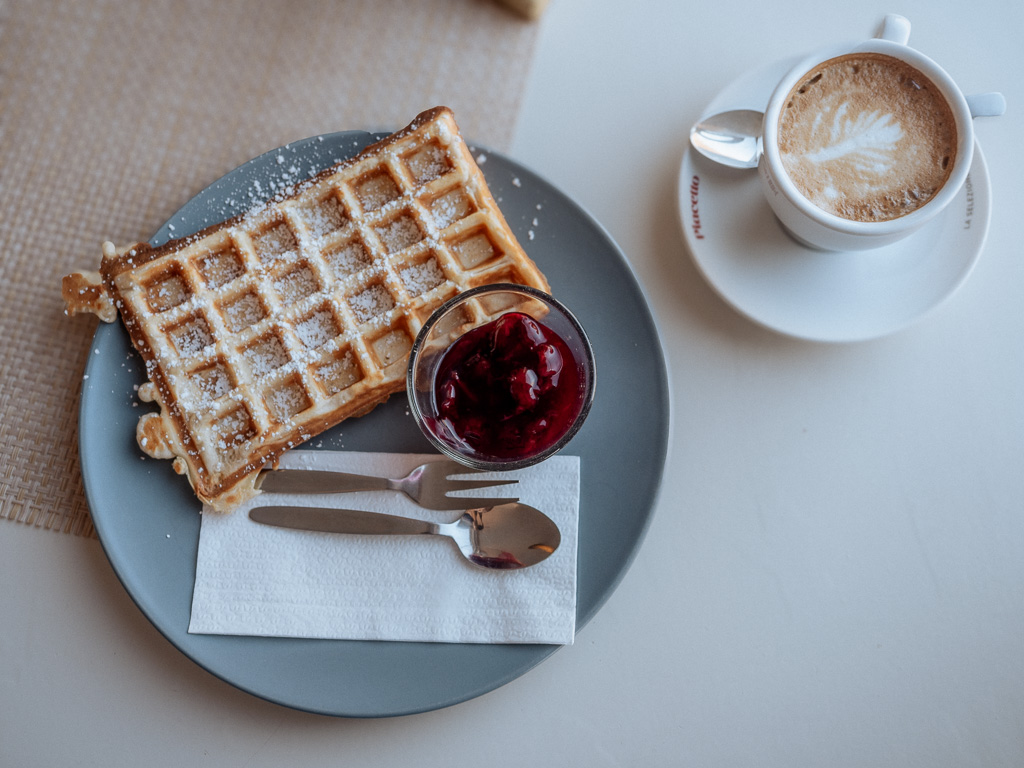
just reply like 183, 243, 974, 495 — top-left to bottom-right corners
399, 255, 445, 297
347, 283, 395, 324
196, 246, 245, 289
219, 291, 267, 333
427, 302, 473, 344
429, 188, 475, 229
403, 142, 452, 184
449, 230, 499, 270
477, 285, 538, 315
324, 238, 372, 279
265, 376, 312, 422
145, 270, 190, 313
370, 329, 412, 368
295, 306, 341, 349
190, 360, 234, 405
242, 333, 290, 377
273, 263, 319, 307
302, 193, 348, 239
315, 349, 363, 395
213, 406, 256, 448
168, 314, 214, 357
253, 222, 299, 264
354, 169, 400, 212
375, 213, 423, 254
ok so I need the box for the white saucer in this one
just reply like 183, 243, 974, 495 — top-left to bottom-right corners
677, 58, 992, 343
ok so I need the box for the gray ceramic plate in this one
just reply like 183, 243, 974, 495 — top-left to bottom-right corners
79, 130, 670, 717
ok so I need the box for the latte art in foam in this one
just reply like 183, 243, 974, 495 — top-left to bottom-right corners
778, 53, 957, 222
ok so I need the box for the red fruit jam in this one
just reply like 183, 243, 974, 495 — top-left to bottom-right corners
431, 311, 584, 462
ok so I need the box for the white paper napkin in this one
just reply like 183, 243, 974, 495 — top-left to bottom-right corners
188, 451, 579, 645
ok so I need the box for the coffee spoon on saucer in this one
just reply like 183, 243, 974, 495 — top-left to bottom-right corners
688, 109, 763, 169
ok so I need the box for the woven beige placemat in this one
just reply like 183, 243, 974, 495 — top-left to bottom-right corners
0, 0, 541, 537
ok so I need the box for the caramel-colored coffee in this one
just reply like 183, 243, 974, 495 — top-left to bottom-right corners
778, 53, 957, 222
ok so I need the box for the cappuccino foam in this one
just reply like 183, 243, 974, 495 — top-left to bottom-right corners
778, 53, 957, 222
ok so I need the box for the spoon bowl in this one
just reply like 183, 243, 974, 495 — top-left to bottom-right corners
689, 109, 764, 169
450, 503, 562, 569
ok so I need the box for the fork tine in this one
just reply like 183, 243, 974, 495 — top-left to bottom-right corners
433, 459, 519, 491
445, 476, 519, 491
443, 495, 521, 509
416, 492, 520, 511
422, 460, 519, 508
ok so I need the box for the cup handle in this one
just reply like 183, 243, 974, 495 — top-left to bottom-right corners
876, 14, 911, 45
966, 92, 1007, 118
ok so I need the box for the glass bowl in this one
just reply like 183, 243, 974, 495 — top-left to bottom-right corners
406, 284, 596, 471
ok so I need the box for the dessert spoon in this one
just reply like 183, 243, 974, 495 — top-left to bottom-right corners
250, 502, 561, 570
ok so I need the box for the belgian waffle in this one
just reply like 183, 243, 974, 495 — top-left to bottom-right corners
63, 107, 549, 511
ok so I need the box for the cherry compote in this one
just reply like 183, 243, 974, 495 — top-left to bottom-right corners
431, 311, 584, 462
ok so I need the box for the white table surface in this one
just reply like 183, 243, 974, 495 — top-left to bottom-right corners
3, 0, 1021, 765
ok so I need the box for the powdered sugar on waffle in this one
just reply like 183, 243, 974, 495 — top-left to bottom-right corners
68, 107, 550, 511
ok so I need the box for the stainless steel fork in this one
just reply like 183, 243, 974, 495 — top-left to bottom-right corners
255, 459, 518, 510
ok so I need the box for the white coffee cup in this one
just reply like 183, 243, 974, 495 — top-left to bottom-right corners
758, 14, 1004, 252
